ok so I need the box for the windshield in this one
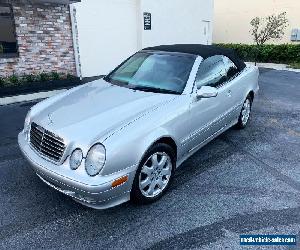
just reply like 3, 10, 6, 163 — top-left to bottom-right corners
104, 52, 195, 94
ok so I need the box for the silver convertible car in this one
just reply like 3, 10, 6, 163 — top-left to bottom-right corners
18, 44, 259, 209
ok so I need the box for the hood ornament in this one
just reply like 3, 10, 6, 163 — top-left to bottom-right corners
47, 114, 54, 125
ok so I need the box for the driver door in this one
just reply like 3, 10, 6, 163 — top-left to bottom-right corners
183, 55, 234, 152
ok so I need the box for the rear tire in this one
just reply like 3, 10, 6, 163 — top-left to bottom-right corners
235, 95, 252, 129
131, 143, 176, 205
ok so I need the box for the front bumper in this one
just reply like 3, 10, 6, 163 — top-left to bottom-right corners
18, 131, 137, 209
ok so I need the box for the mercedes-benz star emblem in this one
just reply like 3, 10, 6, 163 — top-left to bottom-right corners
48, 114, 53, 125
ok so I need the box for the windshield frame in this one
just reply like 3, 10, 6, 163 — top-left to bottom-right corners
104, 51, 197, 95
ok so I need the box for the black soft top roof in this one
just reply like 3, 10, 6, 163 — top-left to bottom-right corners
143, 44, 246, 71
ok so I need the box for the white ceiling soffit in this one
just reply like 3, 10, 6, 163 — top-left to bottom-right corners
0, 0, 80, 4
32, 0, 80, 3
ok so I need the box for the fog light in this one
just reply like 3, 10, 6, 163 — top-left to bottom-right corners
70, 149, 83, 170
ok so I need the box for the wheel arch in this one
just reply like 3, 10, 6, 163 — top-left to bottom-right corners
248, 90, 255, 102
138, 131, 178, 169
152, 136, 177, 159
131, 134, 177, 204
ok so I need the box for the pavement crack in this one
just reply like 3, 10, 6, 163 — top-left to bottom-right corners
221, 136, 300, 193
146, 206, 300, 250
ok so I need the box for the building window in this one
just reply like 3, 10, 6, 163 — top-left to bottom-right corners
0, 5, 18, 57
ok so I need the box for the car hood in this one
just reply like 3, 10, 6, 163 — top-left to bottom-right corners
33, 79, 176, 145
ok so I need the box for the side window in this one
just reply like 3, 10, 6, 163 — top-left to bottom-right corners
195, 55, 240, 89
223, 56, 239, 80
195, 55, 227, 88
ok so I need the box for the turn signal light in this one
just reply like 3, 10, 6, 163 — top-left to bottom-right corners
112, 176, 128, 188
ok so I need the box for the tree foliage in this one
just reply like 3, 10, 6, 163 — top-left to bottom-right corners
250, 12, 288, 45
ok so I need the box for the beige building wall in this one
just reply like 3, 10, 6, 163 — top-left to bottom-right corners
214, 0, 300, 44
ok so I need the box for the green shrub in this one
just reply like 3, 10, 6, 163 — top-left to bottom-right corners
0, 77, 4, 87
38, 72, 50, 82
8, 74, 19, 85
51, 72, 61, 81
0, 72, 76, 88
66, 73, 77, 80
214, 43, 300, 64
24, 74, 36, 83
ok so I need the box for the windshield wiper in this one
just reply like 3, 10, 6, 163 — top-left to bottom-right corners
103, 75, 111, 83
130, 85, 180, 95
104, 76, 130, 87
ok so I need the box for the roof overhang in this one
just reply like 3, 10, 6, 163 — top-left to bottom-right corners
0, 0, 80, 4
32, 0, 80, 3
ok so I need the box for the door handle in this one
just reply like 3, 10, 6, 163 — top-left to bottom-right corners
227, 90, 232, 97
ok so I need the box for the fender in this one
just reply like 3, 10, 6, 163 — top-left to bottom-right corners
137, 127, 178, 167
101, 126, 178, 176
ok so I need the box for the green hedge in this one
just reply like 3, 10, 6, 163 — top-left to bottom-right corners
0, 72, 77, 87
215, 43, 300, 63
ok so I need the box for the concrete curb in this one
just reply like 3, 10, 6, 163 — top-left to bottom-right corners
246, 62, 300, 73
0, 89, 66, 106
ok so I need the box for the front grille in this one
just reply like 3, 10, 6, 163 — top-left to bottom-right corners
30, 122, 65, 162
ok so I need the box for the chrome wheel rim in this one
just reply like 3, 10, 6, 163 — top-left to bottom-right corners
139, 152, 172, 198
241, 99, 251, 125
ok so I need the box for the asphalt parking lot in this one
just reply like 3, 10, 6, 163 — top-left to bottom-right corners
0, 68, 299, 249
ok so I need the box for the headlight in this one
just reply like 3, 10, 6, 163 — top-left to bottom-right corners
85, 144, 106, 176
70, 149, 83, 170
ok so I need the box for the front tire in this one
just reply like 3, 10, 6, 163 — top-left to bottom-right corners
235, 95, 252, 129
131, 143, 175, 204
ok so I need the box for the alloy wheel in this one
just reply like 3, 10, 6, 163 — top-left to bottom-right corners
139, 152, 172, 198
241, 99, 251, 126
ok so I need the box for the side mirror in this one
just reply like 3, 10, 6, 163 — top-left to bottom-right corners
197, 86, 218, 98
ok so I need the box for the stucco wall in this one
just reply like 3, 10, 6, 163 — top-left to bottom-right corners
214, 0, 300, 44
0, 3, 76, 77
73, 0, 138, 78
140, 0, 214, 48
74, 0, 214, 77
